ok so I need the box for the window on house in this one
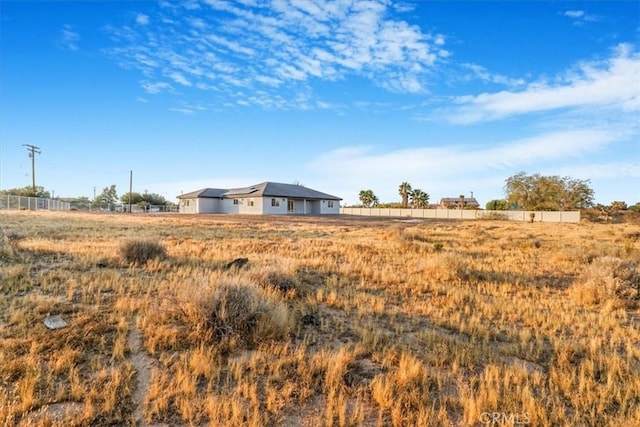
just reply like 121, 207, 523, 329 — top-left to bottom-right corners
233, 199, 239, 205
327, 201, 334, 208
249, 199, 254, 207
271, 198, 279, 207
184, 200, 190, 207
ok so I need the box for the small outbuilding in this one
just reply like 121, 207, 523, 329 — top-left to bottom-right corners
439, 196, 480, 209
177, 182, 341, 215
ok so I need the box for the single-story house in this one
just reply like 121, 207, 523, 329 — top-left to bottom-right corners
439, 196, 480, 209
177, 182, 341, 215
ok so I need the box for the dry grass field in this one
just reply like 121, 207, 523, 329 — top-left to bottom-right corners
1, 210, 639, 426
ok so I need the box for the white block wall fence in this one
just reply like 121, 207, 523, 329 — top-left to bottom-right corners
339, 208, 580, 223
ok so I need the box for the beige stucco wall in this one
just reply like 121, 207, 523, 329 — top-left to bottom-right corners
339, 208, 580, 223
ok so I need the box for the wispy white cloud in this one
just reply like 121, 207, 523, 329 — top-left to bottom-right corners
563, 9, 598, 26
105, 0, 448, 109
307, 126, 636, 204
461, 63, 526, 88
440, 44, 640, 124
135, 14, 150, 25
311, 129, 619, 179
551, 161, 640, 180
169, 107, 196, 115
57, 24, 80, 51
141, 81, 172, 94
169, 101, 208, 114
168, 71, 192, 86
393, 2, 416, 13
564, 10, 585, 19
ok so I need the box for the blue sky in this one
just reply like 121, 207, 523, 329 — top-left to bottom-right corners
1, 0, 638, 206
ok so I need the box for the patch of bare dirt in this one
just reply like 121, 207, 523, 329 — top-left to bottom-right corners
24, 401, 85, 425
128, 321, 167, 427
505, 356, 546, 375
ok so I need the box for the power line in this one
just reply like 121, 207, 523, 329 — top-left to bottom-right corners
22, 144, 41, 191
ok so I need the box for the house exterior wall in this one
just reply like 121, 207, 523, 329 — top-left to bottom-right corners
179, 198, 223, 213
262, 197, 288, 215
319, 200, 340, 214
221, 198, 240, 214
290, 200, 303, 214
199, 198, 221, 213
181, 196, 340, 215
179, 198, 197, 214
290, 199, 320, 214
236, 197, 263, 215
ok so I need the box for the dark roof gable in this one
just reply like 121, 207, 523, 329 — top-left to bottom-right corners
178, 182, 341, 201
177, 188, 226, 199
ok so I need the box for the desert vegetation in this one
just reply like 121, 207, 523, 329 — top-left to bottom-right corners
1, 211, 639, 426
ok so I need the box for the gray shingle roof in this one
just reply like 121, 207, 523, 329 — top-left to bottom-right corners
226, 182, 341, 200
177, 188, 227, 199
178, 182, 341, 200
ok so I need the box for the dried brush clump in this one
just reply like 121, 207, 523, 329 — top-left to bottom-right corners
250, 270, 300, 296
570, 256, 640, 309
2, 230, 26, 248
421, 252, 469, 283
389, 225, 430, 243
180, 279, 292, 350
119, 240, 167, 265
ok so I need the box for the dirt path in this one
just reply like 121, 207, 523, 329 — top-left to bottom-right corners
128, 321, 156, 427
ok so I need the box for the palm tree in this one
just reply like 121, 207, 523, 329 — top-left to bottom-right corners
398, 182, 412, 208
410, 189, 430, 208
358, 189, 379, 208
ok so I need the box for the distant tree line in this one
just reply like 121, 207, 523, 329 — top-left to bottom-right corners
96, 185, 172, 211
398, 182, 430, 208
0, 184, 174, 211
356, 182, 431, 208
0, 186, 50, 198
354, 172, 604, 212
504, 172, 594, 210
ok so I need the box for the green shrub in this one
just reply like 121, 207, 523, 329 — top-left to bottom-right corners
119, 240, 167, 265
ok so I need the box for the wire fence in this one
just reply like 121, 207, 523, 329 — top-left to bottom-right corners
0, 196, 178, 213
65, 202, 178, 212
0, 195, 71, 211
119, 204, 179, 213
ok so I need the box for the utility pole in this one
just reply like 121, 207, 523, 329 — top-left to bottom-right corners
22, 144, 41, 192
129, 170, 133, 214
